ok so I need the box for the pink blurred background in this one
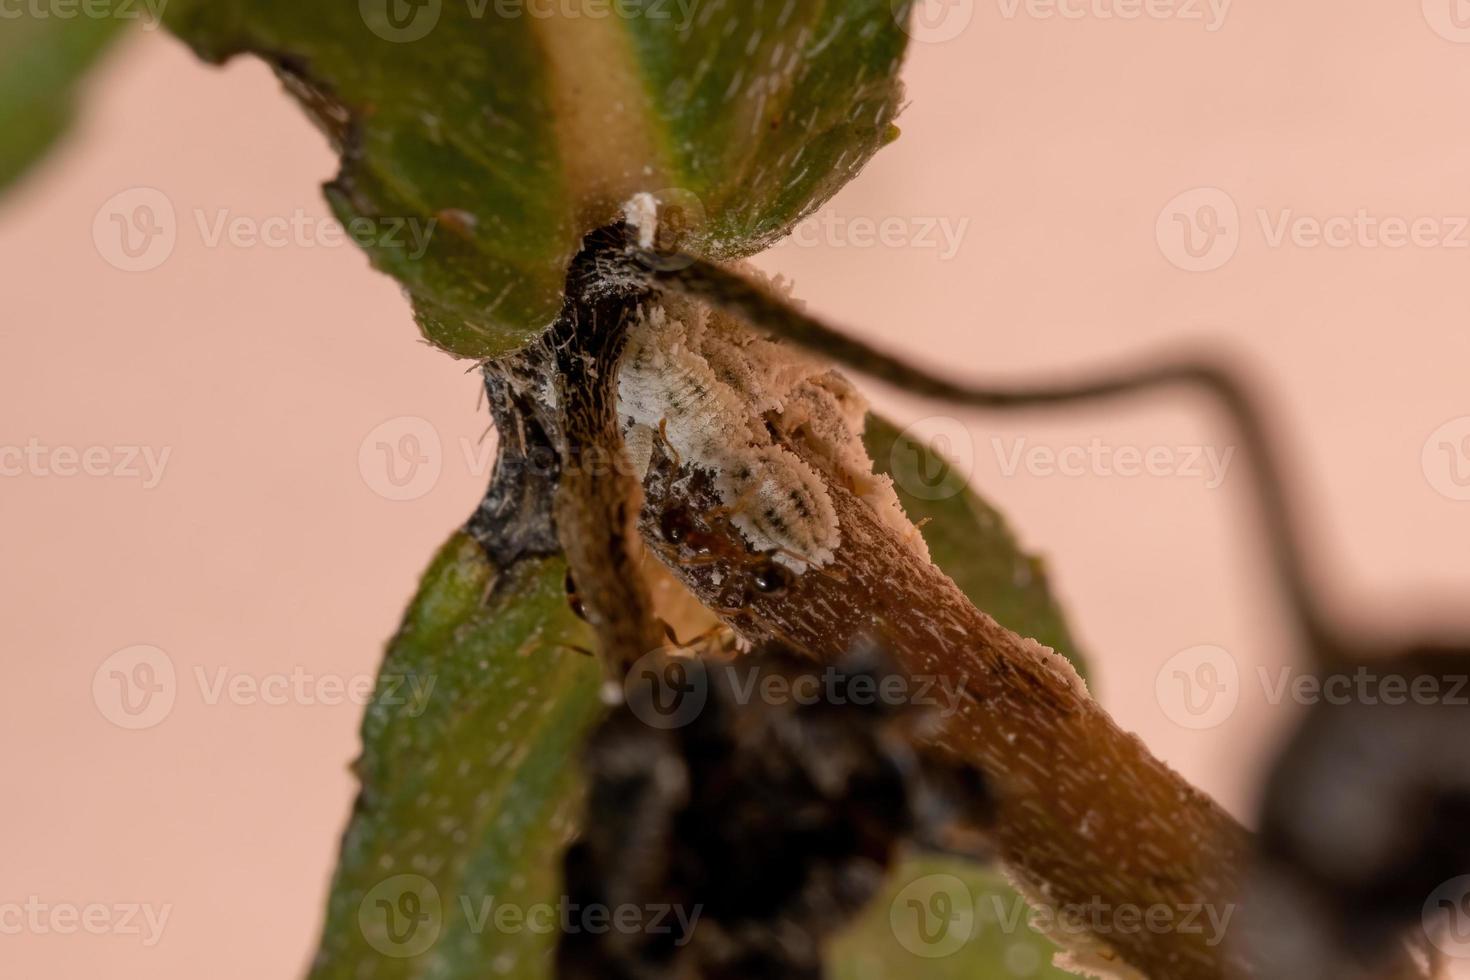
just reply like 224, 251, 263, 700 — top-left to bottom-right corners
3, 4, 1468, 976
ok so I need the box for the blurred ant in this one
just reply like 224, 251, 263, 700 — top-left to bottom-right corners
636, 239, 1470, 978
655, 503, 793, 591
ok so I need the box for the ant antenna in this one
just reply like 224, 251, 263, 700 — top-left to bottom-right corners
635, 247, 1340, 664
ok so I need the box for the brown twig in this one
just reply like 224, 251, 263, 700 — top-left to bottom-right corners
491, 226, 668, 676
638, 450, 1252, 979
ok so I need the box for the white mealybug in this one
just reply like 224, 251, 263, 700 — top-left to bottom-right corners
713, 444, 840, 569
618, 274, 931, 572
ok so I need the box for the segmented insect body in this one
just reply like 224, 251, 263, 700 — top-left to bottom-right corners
648, 487, 797, 621
619, 287, 929, 573
712, 444, 838, 570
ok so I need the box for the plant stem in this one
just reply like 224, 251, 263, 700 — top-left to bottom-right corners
639, 454, 1251, 979
502, 226, 668, 676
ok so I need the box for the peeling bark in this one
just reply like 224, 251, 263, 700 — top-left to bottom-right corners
469, 359, 562, 570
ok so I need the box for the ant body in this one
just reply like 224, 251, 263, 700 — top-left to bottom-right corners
637, 417, 815, 615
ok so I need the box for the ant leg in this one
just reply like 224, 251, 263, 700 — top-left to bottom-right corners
705, 481, 760, 525
676, 553, 728, 568
667, 622, 737, 652
646, 537, 728, 571
752, 619, 814, 658
656, 417, 683, 470
760, 546, 850, 584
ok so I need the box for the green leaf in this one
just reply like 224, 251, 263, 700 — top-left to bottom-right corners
314, 418, 1090, 979
620, 0, 912, 256
162, 0, 913, 357
0, 15, 125, 195
311, 533, 603, 980
865, 414, 1087, 677
832, 858, 1080, 980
